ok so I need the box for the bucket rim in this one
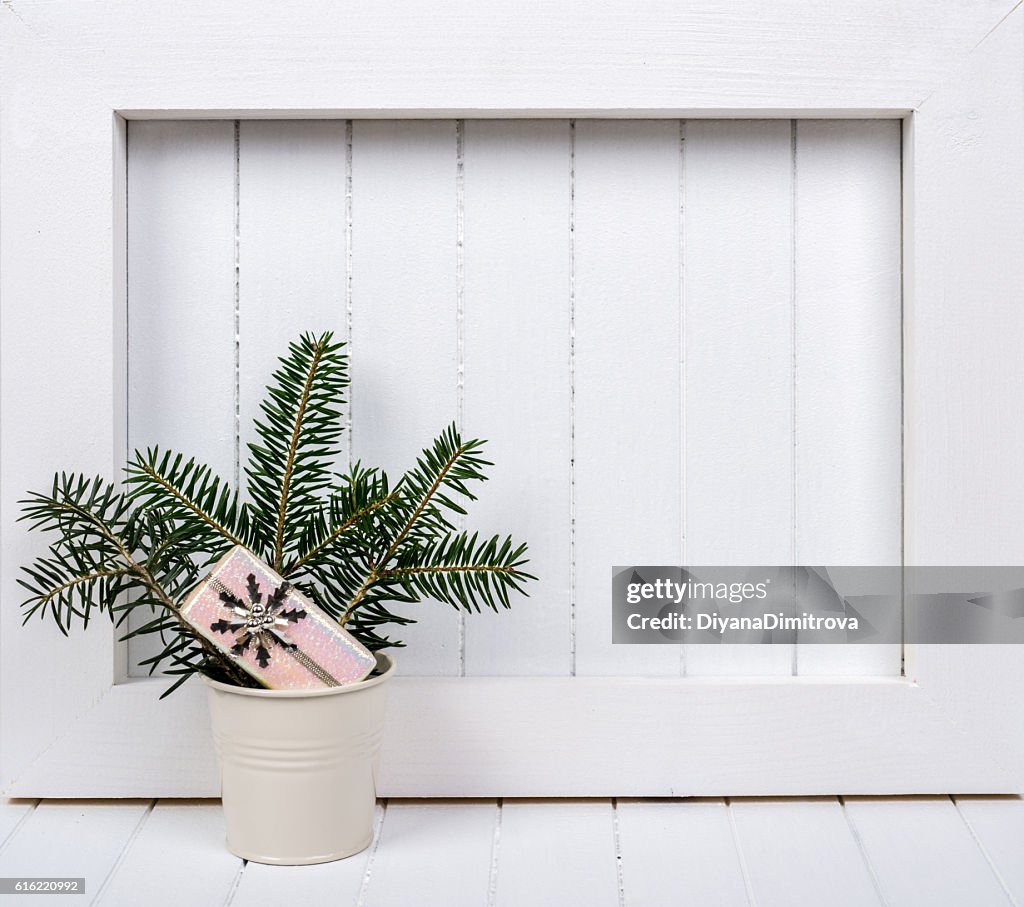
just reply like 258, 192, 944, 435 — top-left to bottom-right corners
201, 652, 395, 698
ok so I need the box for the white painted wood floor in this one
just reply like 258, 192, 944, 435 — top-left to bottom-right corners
1, 798, 1022, 906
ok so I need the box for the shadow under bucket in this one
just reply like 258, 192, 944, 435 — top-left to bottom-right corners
203, 653, 395, 865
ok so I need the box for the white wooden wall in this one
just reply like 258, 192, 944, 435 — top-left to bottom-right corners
126, 119, 901, 678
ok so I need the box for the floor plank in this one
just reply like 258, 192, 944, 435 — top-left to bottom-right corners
844, 796, 1013, 907
231, 803, 382, 907
0, 801, 37, 850
954, 796, 1024, 906
494, 800, 619, 907
0, 800, 151, 904
2, 795, 1022, 906
360, 800, 495, 907
617, 798, 749, 906
730, 797, 881, 907
96, 801, 241, 906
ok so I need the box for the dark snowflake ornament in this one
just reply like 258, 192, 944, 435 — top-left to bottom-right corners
210, 573, 308, 669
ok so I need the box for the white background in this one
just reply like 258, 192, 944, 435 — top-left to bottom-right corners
3, 0, 1023, 797
126, 118, 902, 679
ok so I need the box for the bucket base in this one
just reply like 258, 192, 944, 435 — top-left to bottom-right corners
205, 653, 395, 867
226, 830, 374, 865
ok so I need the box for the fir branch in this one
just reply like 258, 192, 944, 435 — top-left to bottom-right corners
376, 423, 489, 566
18, 333, 537, 676
336, 426, 504, 627
273, 343, 322, 565
19, 473, 256, 690
21, 475, 158, 609
245, 331, 349, 570
21, 565, 131, 610
125, 448, 248, 557
283, 464, 397, 577
380, 532, 534, 613
18, 562, 134, 632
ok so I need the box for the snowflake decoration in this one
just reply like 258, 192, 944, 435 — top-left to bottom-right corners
210, 573, 307, 669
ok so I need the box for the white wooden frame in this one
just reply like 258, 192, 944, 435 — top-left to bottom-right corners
2, 1, 1024, 796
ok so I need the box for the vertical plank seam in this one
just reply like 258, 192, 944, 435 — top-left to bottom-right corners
124, 125, 132, 471
456, 119, 467, 677
724, 799, 759, 907
232, 120, 242, 490
950, 796, 1020, 907
611, 798, 626, 907
345, 119, 355, 467
486, 798, 503, 907
355, 799, 388, 907
220, 857, 248, 907
88, 798, 156, 906
0, 799, 39, 857
120, 122, 132, 682
678, 118, 687, 678
838, 797, 891, 907
898, 118, 907, 677
569, 119, 577, 677
790, 119, 799, 677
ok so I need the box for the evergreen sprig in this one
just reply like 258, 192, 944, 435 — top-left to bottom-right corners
245, 332, 348, 570
18, 330, 535, 693
19, 473, 143, 632
124, 448, 252, 560
284, 463, 395, 578
18, 473, 255, 693
327, 425, 536, 629
381, 532, 533, 613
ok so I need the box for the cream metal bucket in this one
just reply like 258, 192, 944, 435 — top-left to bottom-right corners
203, 653, 394, 865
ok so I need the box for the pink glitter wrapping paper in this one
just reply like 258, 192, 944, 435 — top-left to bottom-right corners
179, 545, 376, 690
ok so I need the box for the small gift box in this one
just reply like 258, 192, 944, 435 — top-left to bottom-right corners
180, 545, 376, 690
